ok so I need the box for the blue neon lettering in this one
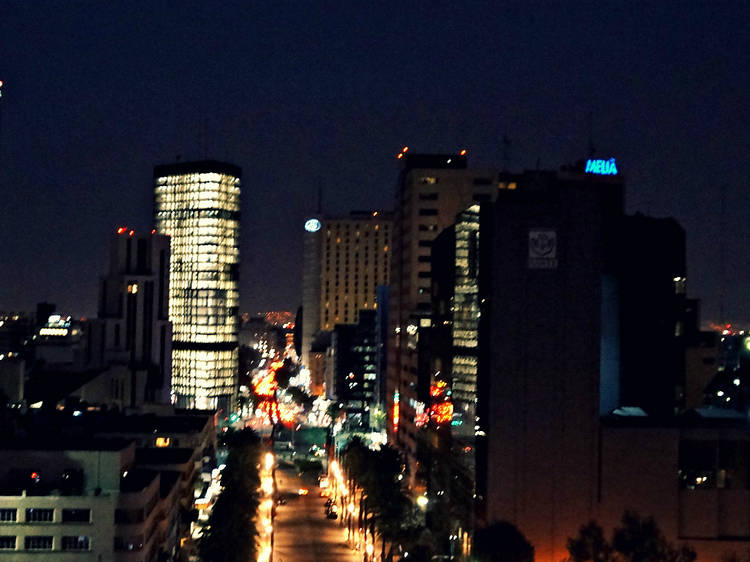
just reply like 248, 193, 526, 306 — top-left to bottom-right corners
585, 158, 618, 176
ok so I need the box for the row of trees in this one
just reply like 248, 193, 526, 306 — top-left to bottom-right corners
469, 511, 696, 562
199, 428, 263, 562
340, 437, 430, 560
339, 438, 698, 562
567, 511, 697, 562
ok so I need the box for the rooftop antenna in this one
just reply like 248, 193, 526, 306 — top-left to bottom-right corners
719, 182, 726, 325
316, 177, 323, 215
0, 80, 4, 179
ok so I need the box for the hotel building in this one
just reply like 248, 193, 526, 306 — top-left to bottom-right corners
300, 211, 392, 366
153, 161, 241, 411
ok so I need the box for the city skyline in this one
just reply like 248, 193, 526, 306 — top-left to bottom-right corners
2, 3, 750, 325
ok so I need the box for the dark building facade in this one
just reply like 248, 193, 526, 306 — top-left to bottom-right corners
331, 309, 379, 426
614, 213, 687, 417
91, 228, 172, 404
484, 166, 624, 561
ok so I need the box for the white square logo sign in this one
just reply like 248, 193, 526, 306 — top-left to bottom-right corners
528, 229, 557, 269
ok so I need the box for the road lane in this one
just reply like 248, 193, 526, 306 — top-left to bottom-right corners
272, 466, 360, 562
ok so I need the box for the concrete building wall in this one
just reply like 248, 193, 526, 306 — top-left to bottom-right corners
0, 493, 117, 560
600, 424, 750, 562
485, 171, 622, 562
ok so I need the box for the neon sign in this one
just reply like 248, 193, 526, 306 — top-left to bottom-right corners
585, 158, 618, 176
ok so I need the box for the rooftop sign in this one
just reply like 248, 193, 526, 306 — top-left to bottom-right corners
585, 158, 618, 176
304, 218, 321, 232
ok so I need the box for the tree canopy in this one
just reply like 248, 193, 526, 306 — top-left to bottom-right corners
474, 521, 535, 562
199, 428, 263, 562
567, 511, 696, 562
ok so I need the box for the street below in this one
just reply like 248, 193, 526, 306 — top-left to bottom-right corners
272, 465, 361, 562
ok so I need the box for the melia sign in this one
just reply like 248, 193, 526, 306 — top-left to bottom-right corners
304, 218, 321, 232
585, 158, 618, 176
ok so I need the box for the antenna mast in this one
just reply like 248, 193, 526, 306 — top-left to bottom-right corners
316, 177, 323, 215
720, 183, 726, 325
0, 80, 4, 179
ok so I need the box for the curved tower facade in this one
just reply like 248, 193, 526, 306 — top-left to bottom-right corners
153, 160, 241, 411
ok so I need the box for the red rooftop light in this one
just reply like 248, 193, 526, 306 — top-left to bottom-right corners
128, 230, 135, 237
116, 227, 127, 234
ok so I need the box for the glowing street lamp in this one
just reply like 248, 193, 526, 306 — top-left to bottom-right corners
264, 452, 275, 471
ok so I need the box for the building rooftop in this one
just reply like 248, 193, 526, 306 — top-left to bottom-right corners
0, 410, 213, 448
401, 153, 468, 171
602, 407, 750, 429
0, 437, 132, 452
25, 369, 105, 404
154, 160, 241, 179
136, 447, 194, 466
95, 412, 212, 434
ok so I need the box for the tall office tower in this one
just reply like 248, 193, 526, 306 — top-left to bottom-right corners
153, 161, 241, 411
300, 215, 323, 368
386, 152, 497, 471
485, 165, 623, 561
431, 205, 484, 459
91, 227, 172, 404
300, 211, 392, 366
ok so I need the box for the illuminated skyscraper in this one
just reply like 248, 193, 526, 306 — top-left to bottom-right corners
153, 161, 241, 411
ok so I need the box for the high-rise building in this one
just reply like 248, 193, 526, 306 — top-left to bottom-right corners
386, 152, 497, 470
300, 211, 392, 366
153, 161, 241, 411
483, 165, 624, 560
330, 309, 378, 426
431, 204, 485, 463
90, 227, 172, 404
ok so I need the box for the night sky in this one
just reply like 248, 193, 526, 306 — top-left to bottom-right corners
1, 3, 749, 325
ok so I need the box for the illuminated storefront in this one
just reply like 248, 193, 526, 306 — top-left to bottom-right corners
154, 161, 241, 411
